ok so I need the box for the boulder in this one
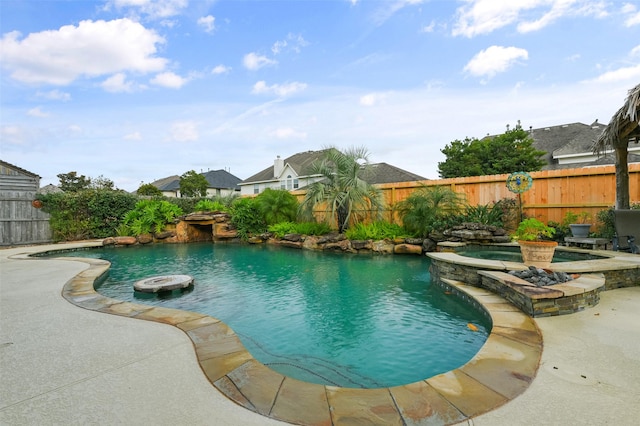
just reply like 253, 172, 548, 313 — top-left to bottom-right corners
114, 236, 137, 245
137, 234, 153, 244
372, 240, 394, 254
155, 231, 175, 240
393, 243, 422, 255
351, 240, 372, 250
102, 237, 116, 246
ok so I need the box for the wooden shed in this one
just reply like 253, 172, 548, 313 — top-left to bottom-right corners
0, 160, 52, 245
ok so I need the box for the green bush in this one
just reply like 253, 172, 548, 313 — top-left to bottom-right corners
194, 199, 228, 212
230, 197, 267, 240
293, 221, 332, 236
38, 189, 138, 241
268, 221, 333, 238
595, 203, 640, 239
267, 222, 296, 238
254, 188, 299, 225
462, 203, 504, 227
398, 186, 465, 237
123, 200, 183, 236
345, 221, 407, 240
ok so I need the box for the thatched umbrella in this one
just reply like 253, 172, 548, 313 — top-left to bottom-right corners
593, 83, 640, 209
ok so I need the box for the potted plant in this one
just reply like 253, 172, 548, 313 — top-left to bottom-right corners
512, 218, 558, 268
563, 211, 592, 238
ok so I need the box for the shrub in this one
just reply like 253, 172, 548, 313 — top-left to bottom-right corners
268, 222, 297, 238
194, 199, 228, 212
462, 203, 504, 227
398, 186, 465, 237
254, 188, 299, 225
230, 197, 267, 240
123, 200, 183, 236
345, 221, 407, 240
293, 221, 332, 236
38, 189, 138, 241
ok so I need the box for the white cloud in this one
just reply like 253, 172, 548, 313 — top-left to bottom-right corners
1, 125, 24, 144
101, 73, 134, 93
631, 45, 640, 57
212, 64, 231, 74
589, 64, 640, 83
36, 89, 71, 101
252, 81, 307, 97
271, 127, 307, 139
420, 21, 435, 33
0, 19, 167, 85
464, 45, 529, 79
360, 93, 386, 106
27, 107, 49, 117
68, 124, 82, 134
624, 4, 640, 26
272, 33, 309, 55
198, 15, 215, 33
243, 52, 277, 70
169, 120, 198, 142
453, 0, 608, 37
108, 0, 188, 19
370, 0, 426, 26
150, 71, 188, 89
124, 131, 142, 140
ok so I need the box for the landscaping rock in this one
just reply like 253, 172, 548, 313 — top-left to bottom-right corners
393, 243, 422, 255
508, 266, 575, 287
114, 236, 137, 245
137, 234, 153, 244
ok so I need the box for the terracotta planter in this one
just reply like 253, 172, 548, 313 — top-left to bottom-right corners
569, 224, 592, 238
518, 240, 558, 268
32, 199, 42, 209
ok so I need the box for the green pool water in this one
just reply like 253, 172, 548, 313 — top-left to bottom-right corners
52, 243, 490, 388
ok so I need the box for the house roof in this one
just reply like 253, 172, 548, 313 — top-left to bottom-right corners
242, 149, 426, 185
525, 122, 606, 168
361, 162, 426, 184
0, 160, 41, 179
242, 149, 331, 183
151, 170, 242, 192
150, 175, 181, 191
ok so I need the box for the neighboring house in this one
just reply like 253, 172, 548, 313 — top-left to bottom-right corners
239, 149, 426, 196
0, 160, 51, 245
526, 121, 640, 170
150, 169, 242, 198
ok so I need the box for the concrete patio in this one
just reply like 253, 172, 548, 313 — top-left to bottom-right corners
1, 241, 639, 425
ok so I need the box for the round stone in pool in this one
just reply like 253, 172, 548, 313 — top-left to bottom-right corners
133, 275, 194, 293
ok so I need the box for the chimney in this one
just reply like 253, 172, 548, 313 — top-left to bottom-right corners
274, 155, 284, 178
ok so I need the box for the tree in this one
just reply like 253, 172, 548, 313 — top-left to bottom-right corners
398, 185, 465, 237
179, 170, 208, 197
57, 171, 91, 192
89, 175, 115, 190
438, 122, 546, 178
254, 188, 299, 225
299, 146, 385, 233
594, 83, 640, 210
136, 183, 163, 196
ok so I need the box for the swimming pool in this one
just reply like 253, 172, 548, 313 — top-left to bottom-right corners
51, 243, 491, 388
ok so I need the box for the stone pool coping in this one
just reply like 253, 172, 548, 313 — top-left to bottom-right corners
19, 243, 546, 426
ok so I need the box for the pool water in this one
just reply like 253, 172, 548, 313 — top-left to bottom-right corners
52, 243, 490, 388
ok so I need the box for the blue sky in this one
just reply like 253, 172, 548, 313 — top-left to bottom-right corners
1, 0, 639, 191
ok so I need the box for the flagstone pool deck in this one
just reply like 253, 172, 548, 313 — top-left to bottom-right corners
1, 241, 639, 425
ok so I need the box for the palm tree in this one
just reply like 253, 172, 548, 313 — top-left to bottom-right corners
299, 146, 385, 233
594, 83, 640, 209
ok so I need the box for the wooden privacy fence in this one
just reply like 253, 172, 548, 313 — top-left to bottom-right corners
293, 164, 640, 228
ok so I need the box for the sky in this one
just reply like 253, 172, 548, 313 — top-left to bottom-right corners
1, 0, 640, 192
